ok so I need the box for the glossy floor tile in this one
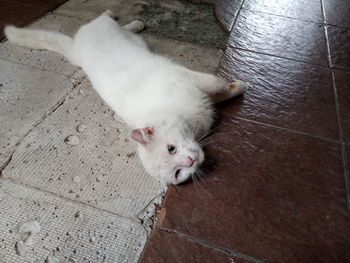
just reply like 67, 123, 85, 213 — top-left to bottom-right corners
155, 118, 350, 263
229, 9, 328, 65
140, 230, 255, 263
327, 25, 350, 71
334, 70, 350, 143
323, 0, 350, 28
218, 47, 338, 140
243, 0, 323, 22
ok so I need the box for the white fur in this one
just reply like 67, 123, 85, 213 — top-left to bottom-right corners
4, 25, 73, 57
4, 12, 247, 185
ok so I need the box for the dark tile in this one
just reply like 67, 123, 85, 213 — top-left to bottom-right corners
347, 146, 350, 179
243, 0, 323, 22
140, 229, 255, 263
324, 0, 350, 28
334, 70, 350, 142
214, 8, 236, 32
0, 0, 48, 28
212, 0, 243, 16
0, 20, 6, 41
137, 0, 228, 48
217, 47, 338, 140
347, 145, 350, 182
229, 9, 328, 65
328, 25, 350, 71
213, 0, 244, 31
157, 118, 350, 263
12, 0, 67, 8
9, 0, 67, 9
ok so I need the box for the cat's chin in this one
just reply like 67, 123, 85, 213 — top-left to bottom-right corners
158, 166, 196, 186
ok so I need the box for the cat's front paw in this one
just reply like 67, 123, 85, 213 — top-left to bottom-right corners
102, 10, 114, 17
228, 79, 248, 96
129, 20, 145, 32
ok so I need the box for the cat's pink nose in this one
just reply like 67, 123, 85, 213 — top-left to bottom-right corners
188, 156, 195, 167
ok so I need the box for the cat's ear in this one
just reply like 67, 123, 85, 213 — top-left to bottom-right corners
131, 127, 154, 145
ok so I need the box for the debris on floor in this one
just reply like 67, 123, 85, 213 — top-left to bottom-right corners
64, 135, 80, 145
15, 220, 41, 256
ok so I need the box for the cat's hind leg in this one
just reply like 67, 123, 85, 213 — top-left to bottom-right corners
185, 70, 248, 103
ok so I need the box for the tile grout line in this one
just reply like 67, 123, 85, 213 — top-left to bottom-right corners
2, 176, 145, 227
320, 0, 333, 69
236, 6, 350, 30
231, 117, 340, 144
329, 71, 350, 214
229, 0, 246, 33
0, 153, 13, 177
0, 96, 67, 176
240, 7, 323, 24
341, 143, 350, 215
0, 62, 84, 176
158, 227, 267, 263
320, 0, 350, 215
217, 0, 246, 76
226, 45, 330, 69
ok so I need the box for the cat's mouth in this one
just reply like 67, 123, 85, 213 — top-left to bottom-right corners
175, 169, 181, 180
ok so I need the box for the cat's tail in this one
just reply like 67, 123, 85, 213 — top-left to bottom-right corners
4, 25, 73, 59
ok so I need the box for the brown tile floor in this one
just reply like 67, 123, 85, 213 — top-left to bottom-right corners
1, 0, 350, 262
327, 25, 350, 71
140, 0, 350, 262
141, 230, 256, 263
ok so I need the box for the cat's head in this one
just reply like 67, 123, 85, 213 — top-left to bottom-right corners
131, 125, 204, 185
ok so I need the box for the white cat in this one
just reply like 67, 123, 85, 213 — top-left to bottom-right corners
4, 11, 247, 186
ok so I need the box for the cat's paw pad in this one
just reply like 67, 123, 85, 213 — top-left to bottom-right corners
228, 80, 248, 95
130, 20, 145, 32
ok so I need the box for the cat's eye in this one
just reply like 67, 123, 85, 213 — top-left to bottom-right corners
167, 145, 177, 154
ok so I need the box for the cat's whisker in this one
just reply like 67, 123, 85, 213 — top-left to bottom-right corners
198, 168, 211, 183
199, 135, 217, 144
200, 131, 223, 142
196, 169, 209, 184
193, 122, 200, 139
199, 140, 215, 147
193, 175, 204, 191
198, 135, 218, 147
197, 127, 219, 144
191, 173, 201, 194
193, 173, 207, 193
195, 169, 206, 181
